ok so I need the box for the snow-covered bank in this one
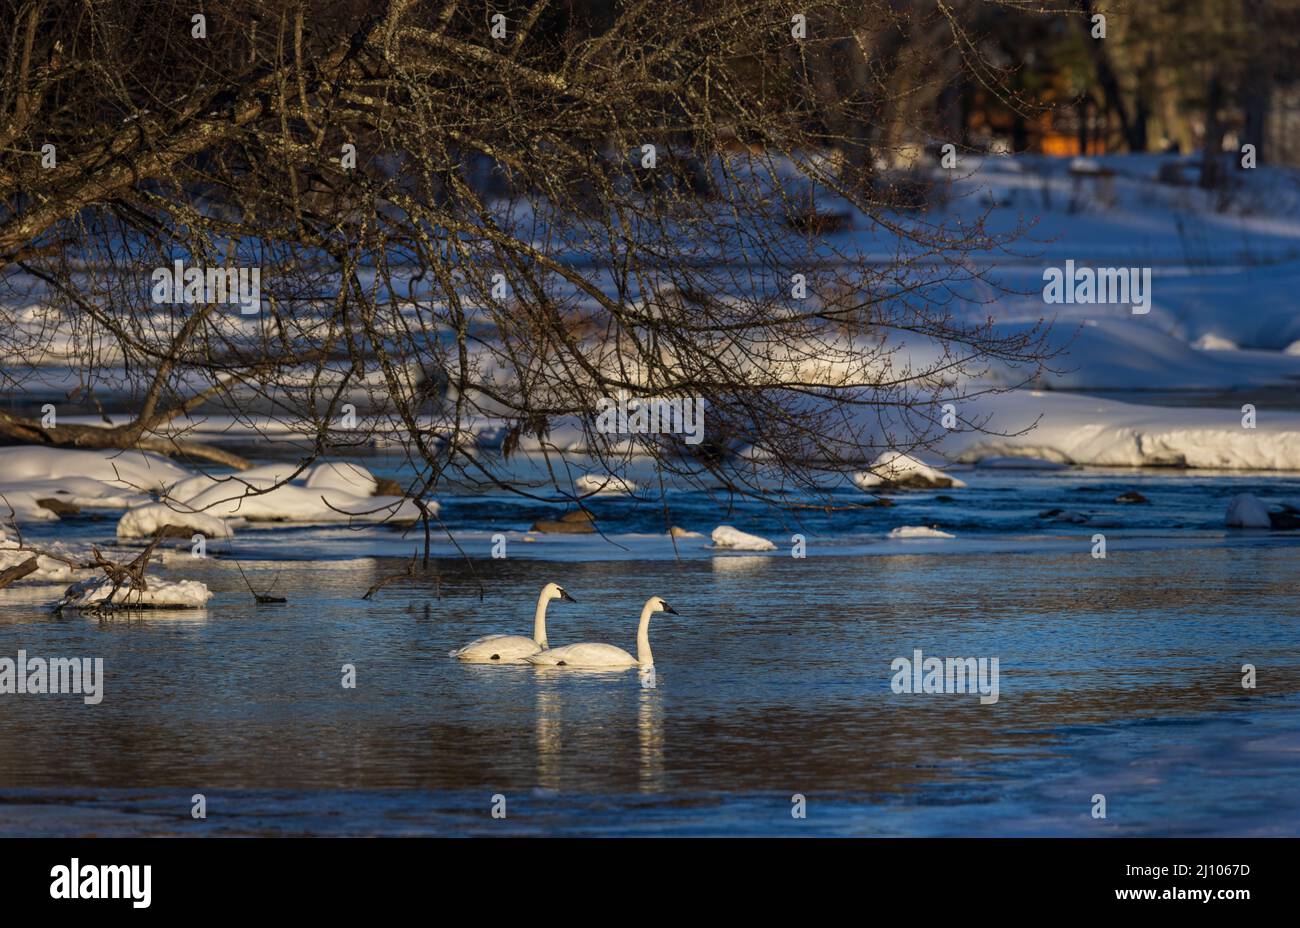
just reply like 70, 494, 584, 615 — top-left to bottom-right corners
0, 446, 190, 490
0, 447, 180, 521
945, 391, 1300, 471
986, 315, 1300, 392
118, 462, 427, 537
0, 447, 431, 530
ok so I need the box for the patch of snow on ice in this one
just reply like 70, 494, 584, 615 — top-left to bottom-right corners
55, 576, 212, 610
710, 525, 777, 551
887, 526, 955, 539
575, 474, 638, 496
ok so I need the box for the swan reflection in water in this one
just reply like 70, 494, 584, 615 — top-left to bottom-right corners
534, 675, 564, 792
638, 684, 664, 793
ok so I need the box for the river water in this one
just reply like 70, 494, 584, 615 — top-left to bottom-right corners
2, 465, 1298, 836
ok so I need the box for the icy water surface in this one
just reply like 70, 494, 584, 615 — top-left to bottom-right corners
2, 483, 1299, 835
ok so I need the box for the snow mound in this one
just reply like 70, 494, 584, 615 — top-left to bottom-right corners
710, 525, 777, 551
887, 526, 955, 539
853, 451, 966, 490
1191, 333, 1238, 351
303, 462, 379, 496
126, 463, 430, 528
575, 474, 638, 496
1226, 494, 1272, 529
0, 472, 153, 524
116, 504, 233, 541
0, 447, 190, 492
56, 576, 212, 610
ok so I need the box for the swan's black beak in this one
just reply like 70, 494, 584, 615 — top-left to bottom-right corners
559, 589, 577, 603
661, 602, 679, 615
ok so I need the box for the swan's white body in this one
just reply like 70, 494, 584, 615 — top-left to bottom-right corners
452, 633, 545, 664
526, 597, 676, 669
529, 642, 639, 668
451, 583, 574, 664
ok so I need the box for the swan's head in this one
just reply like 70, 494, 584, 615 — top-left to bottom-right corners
542, 582, 577, 603
649, 596, 679, 615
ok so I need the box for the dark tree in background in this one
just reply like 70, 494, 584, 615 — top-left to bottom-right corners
0, 1, 1069, 527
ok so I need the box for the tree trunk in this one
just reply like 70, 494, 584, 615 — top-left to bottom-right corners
0, 412, 249, 470
1239, 69, 1271, 167
1200, 74, 1227, 189
1078, 0, 1143, 151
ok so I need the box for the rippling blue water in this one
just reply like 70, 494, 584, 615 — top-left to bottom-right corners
2, 464, 1299, 836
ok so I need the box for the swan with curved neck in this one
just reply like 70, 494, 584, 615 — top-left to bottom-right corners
525, 597, 676, 669
451, 583, 575, 663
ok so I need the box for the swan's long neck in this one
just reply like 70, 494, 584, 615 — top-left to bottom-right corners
636, 601, 655, 667
533, 592, 550, 647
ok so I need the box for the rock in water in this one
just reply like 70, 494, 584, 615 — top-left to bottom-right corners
1268, 509, 1300, 531
852, 451, 966, 490
1038, 509, 1090, 523
36, 497, 80, 515
531, 511, 596, 534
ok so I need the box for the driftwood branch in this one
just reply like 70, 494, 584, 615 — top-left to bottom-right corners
0, 557, 38, 590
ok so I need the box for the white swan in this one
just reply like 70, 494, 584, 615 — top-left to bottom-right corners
451, 583, 576, 664
525, 596, 676, 669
